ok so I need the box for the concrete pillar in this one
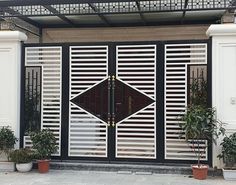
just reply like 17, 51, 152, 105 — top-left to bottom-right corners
206, 24, 236, 168
0, 31, 27, 150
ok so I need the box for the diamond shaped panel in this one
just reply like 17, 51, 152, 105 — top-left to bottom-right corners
71, 78, 154, 123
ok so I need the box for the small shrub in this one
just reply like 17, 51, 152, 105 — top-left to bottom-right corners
218, 132, 236, 168
30, 129, 58, 160
0, 127, 17, 161
10, 148, 33, 164
179, 105, 225, 166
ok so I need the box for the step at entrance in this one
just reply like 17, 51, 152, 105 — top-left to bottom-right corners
50, 162, 222, 176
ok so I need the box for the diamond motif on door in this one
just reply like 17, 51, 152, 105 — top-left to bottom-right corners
114, 79, 154, 123
70, 78, 154, 123
70, 79, 108, 123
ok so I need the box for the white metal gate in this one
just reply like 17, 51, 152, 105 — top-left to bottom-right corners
22, 41, 210, 163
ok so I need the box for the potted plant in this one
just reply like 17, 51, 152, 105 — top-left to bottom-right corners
29, 129, 58, 173
9, 148, 33, 172
179, 105, 225, 180
0, 126, 17, 171
218, 132, 236, 180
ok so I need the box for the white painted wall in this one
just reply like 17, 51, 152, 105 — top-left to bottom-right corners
207, 24, 236, 168
0, 31, 27, 153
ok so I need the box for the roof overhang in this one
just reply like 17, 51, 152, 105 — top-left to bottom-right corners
0, 0, 235, 34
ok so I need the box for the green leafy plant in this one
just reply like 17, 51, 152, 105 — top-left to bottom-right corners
218, 132, 236, 169
179, 105, 225, 166
0, 127, 17, 161
9, 148, 33, 164
29, 129, 58, 160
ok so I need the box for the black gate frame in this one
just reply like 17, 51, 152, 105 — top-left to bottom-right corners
20, 39, 212, 166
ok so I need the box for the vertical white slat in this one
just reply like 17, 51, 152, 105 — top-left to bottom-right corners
164, 43, 208, 160
69, 46, 108, 157
116, 45, 156, 159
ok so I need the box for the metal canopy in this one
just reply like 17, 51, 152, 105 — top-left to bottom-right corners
0, 0, 235, 28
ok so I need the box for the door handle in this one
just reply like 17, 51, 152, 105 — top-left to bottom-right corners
107, 76, 111, 127
111, 75, 116, 128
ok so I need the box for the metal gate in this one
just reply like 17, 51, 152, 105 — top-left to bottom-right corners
21, 40, 211, 164
68, 44, 156, 160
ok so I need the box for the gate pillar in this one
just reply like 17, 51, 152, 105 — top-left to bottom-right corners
207, 24, 236, 168
0, 31, 27, 153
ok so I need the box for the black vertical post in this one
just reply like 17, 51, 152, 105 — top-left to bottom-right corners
61, 44, 70, 160
156, 41, 165, 162
108, 43, 116, 161
207, 38, 213, 167
20, 42, 25, 148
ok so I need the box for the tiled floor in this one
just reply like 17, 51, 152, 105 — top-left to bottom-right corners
0, 170, 235, 185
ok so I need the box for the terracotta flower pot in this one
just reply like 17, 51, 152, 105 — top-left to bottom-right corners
37, 160, 50, 173
192, 164, 209, 180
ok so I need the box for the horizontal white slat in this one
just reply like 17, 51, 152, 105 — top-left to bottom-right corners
70, 81, 100, 85
125, 114, 154, 118
117, 137, 155, 141
117, 45, 155, 48
69, 150, 106, 153
69, 145, 106, 149
70, 140, 106, 144
117, 133, 155, 136
119, 76, 155, 79
118, 53, 155, 57
118, 67, 155, 70
117, 128, 155, 131
166, 90, 186, 93
70, 58, 107, 62
26, 54, 61, 58
166, 57, 206, 61
117, 151, 155, 155
71, 63, 107, 66
69, 154, 106, 157
166, 76, 185, 79
70, 128, 106, 131
117, 146, 155, 151
70, 76, 106, 79
116, 155, 155, 159
166, 62, 206, 66
166, 48, 206, 51
118, 63, 154, 66
71, 54, 107, 57
166, 52, 206, 56
117, 141, 154, 145
120, 119, 154, 122
118, 72, 155, 75
118, 124, 154, 128
71, 45, 108, 49
123, 81, 154, 84
26, 50, 61, 54
71, 72, 107, 75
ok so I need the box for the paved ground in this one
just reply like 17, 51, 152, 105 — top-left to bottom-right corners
0, 170, 235, 185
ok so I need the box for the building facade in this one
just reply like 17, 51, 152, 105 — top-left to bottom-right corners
0, 0, 236, 168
